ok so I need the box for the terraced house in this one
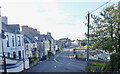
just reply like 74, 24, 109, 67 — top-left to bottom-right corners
22, 25, 40, 59
0, 16, 29, 72
2, 16, 24, 59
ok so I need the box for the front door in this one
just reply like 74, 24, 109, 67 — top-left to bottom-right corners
19, 51, 21, 59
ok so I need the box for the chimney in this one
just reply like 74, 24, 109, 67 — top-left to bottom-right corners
47, 32, 51, 36
2, 16, 8, 24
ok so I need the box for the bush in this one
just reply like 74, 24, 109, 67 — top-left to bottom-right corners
33, 56, 37, 59
48, 50, 54, 58
86, 63, 106, 72
29, 56, 37, 63
42, 55, 47, 60
30, 58, 34, 63
89, 63, 105, 66
103, 62, 111, 72
110, 52, 120, 71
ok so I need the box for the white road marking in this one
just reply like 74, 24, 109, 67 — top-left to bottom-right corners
54, 66, 56, 68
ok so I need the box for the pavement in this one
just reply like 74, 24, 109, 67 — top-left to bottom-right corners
22, 48, 87, 72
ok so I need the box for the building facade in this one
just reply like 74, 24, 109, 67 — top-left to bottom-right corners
22, 25, 40, 59
2, 17, 24, 59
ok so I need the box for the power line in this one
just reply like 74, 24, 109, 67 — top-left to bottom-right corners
90, 0, 112, 13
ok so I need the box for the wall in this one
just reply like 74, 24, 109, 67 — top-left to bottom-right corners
0, 8, 3, 66
3, 32, 24, 59
24, 43, 33, 58
44, 40, 50, 56
0, 58, 24, 72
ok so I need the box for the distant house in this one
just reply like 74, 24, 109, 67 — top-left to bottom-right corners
59, 38, 71, 48
55, 40, 63, 50
46, 32, 56, 55
71, 39, 80, 46
22, 26, 39, 58
38, 32, 56, 58
24, 35, 37, 58
37, 34, 50, 58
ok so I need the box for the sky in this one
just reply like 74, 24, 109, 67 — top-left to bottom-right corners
0, 0, 118, 40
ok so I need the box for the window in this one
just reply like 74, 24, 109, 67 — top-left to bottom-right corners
12, 36, 14, 46
22, 37, 24, 46
33, 44, 35, 48
18, 36, 21, 46
26, 45, 28, 50
8, 53, 10, 58
13, 52, 16, 59
27, 54, 29, 58
6, 35, 9, 47
18, 51, 21, 59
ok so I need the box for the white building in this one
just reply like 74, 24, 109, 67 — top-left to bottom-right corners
2, 18, 24, 59
24, 35, 38, 58
22, 26, 40, 59
0, 6, 3, 69
46, 32, 56, 55
39, 34, 50, 58
0, 16, 29, 72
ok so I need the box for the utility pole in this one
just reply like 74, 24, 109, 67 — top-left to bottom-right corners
118, 1, 120, 52
87, 12, 90, 66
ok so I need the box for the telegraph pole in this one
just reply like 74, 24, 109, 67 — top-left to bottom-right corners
87, 12, 90, 66
118, 1, 120, 52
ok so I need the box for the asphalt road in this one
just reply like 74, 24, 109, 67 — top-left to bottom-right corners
22, 48, 87, 72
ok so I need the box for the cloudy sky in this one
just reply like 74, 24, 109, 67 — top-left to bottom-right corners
0, 0, 118, 40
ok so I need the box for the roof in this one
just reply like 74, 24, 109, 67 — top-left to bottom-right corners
39, 34, 54, 42
24, 35, 36, 43
2, 23, 21, 34
39, 34, 48, 41
59, 38, 71, 41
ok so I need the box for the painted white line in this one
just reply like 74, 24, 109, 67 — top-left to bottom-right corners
54, 66, 56, 68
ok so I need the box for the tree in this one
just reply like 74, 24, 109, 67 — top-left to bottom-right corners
81, 41, 86, 46
87, 3, 120, 53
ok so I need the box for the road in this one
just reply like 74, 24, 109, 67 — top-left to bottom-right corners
22, 48, 87, 72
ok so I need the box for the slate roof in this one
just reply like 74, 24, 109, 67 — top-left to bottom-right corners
24, 35, 36, 43
2, 23, 21, 34
40, 34, 54, 41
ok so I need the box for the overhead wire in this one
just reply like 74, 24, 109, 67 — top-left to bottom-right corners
90, 0, 112, 13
